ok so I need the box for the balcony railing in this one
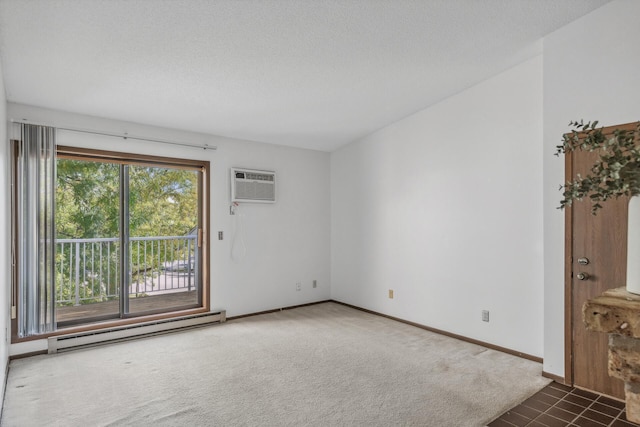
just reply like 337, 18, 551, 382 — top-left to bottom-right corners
56, 235, 198, 306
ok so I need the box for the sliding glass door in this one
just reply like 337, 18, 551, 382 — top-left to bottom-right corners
55, 153, 204, 327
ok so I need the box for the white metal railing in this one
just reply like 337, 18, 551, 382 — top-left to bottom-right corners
55, 235, 197, 306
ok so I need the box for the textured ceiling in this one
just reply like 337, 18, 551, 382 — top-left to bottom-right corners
0, 0, 611, 151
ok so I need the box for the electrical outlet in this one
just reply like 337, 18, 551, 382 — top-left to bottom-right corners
218, 231, 223, 240
312, 280, 317, 288
296, 282, 301, 291
482, 310, 490, 322
388, 289, 394, 299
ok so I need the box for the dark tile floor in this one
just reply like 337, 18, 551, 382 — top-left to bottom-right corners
488, 382, 640, 427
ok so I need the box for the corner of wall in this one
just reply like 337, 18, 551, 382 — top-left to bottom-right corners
0, 56, 10, 407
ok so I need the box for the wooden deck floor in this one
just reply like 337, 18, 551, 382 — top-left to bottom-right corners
56, 291, 199, 323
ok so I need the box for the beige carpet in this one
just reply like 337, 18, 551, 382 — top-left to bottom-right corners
1, 302, 549, 426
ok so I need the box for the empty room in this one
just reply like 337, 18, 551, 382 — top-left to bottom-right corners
0, 0, 639, 426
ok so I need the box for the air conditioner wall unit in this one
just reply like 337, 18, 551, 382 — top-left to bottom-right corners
231, 167, 276, 203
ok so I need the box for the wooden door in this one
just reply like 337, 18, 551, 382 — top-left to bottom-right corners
569, 146, 627, 399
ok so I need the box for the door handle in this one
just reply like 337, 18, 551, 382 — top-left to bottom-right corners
576, 272, 590, 281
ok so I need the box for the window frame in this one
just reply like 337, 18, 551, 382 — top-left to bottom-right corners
11, 144, 211, 343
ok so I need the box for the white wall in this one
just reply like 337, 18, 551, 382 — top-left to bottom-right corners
0, 57, 9, 401
542, 0, 640, 377
6, 103, 331, 355
331, 56, 543, 357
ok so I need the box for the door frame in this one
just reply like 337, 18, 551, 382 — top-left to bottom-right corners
10, 144, 212, 343
563, 121, 639, 387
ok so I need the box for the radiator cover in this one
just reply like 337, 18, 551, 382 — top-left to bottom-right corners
47, 310, 226, 353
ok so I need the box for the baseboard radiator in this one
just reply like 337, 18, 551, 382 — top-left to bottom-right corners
47, 310, 226, 354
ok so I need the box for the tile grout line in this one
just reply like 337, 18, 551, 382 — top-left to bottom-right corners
548, 390, 600, 426
553, 385, 630, 425
494, 382, 635, 427
575, 393, 627, 426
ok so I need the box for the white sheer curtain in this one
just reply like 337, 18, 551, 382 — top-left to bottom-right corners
14, 124, 56, 337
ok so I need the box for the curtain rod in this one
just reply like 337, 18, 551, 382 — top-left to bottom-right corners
11, 118, 217, 151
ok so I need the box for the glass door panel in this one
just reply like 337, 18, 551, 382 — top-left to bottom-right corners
55, 158, 120, 326
126, 165, 200, 315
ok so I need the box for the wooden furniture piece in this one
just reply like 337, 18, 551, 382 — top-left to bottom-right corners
583, 287, 640, 423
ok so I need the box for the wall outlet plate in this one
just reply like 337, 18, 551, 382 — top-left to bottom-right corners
388, 289, 394, 299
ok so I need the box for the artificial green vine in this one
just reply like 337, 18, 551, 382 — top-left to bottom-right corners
557, 120, 640, 214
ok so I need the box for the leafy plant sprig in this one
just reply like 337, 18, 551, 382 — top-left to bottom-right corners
556, 120, 640, 214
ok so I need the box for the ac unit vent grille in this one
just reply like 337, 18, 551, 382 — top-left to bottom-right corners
231, 168, 276, 203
